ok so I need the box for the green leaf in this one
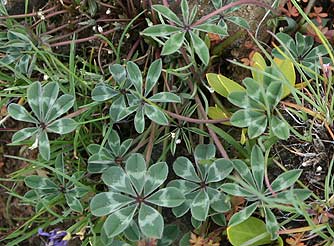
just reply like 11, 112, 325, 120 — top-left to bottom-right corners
45, 94, 75, 122
12, 127, 38, 143
247, 114, 267, 139
189, 31, 209, 66
38, 130, 50, 161
225, 16, 250, 29
230, 109, 264, 128
228, 91, 251, 109
266, 81, 282, 108
173, 157, 201, 182
145, 59, 162, 96
109, 64, 126, 83
90, 192, 134, 216
127, 61, 142, 95
25, 175, 58, 190
191, 190, 210, 221
167, 179, 199, 195
27, 81, 42, 119
152, 5, 182, 26
139, 203, 164, 239
65, 194, 83, 213
134, 107, 145, 133
206, 73, 245, 98
161, 32, 186, 56
125, 153, 146, 194
158, 224, 180, 246
193, 23, 228, 36
47, 118, 77, 134
144, 104, 168, 125
144, 162, 168, 196
181, 0, 189, 24
251, 145, 264, 192
207, 187, 231, 213
194, 144, 216, 162
87, 151, 115, 174
270, 169, 302, 192
227, 217, 272, 246
41, 82, 60, 118
146, 187, 185, 207
110, 96, 136, 122
124, 221, 140, 242
232, 160, 257, 188
228, 203, 258, 227
264, 207, 279, 239
103, 204, 137, 238
206, 159, 233, 183
270, 116, 289, 140
221, 183, 255, 197
149, 92, 181, 103
92, 83, 118, 101
142, 24, 181, 37
8, 103, 38, 124
102, 166, 136, 196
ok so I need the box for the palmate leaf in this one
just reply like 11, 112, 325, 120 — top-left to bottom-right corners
90, 192, 134, 216
134, 107, 145, 133
11, 127, 38, 143
190, 31, 209, 66
232, 160, 257, 188
39, 130, 50, 161
228, 202, 258, 227
8, 103, 38, 124
87, 151, 115, 173
142, 24, 181, 37
109, 96, 137, 122
109, 64, 126, 83
247, 114, 267, 139
47, 118, 77, 134
45, 94, 75, 123
270, 116, 289, 140
144, 104, 168, 126
149, 92, 181, 103
127, 61, 142, 95
65, 194, 83, 213
91, 83, 118, 101
40, 82, 59, 119
181, 0, 189, 24
251, 145, 264, 192
194, 144, 216, 162
225, 16, 250, 29
190, 190, 210, 221
25, 175, 58, 190
221, 183, 255, 197
152, 5, 182, 26
193, 23, 228, 36
125, 153, 146, 194
266, 81, 282, 108
27, 81, 42, 119
146, 187, 184, 207
206, 159, 233, 183
139, 203, 164, 239
207, 187, 231, 213
173, 157, 201, 183
270, 169, 302, 193
167, 179, 199, 195
264, 207, 279, 239
144, 162, 168, 196
230, 109, 265, 128
145, 59, 162, 96
102, 166, 136, 196
103, 204, 137, 238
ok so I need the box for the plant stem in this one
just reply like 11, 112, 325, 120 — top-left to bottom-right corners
191, 0, 276, 27
166, 110, 229, 124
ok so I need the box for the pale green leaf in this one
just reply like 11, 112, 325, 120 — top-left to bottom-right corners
102, 166, 136, 196
127, 61, 142, 95
190, 31, 209, 66
149, 92, 180, 103
206, 159, 233, 183
12, 127, 38, 143
139, 203, 164, 239
146, 187, 185, 207
38, 130, 50, 161
144, 104, 168, 125
27, 81, 42, 119
8, 103, 38, 124
103, 204, 137, 238
134, 107, 145, 133
228, 203, 258, 227
152, 5, 182, 25
145, 59, 162, 96
270, 116, 289, 140
141, 24, 181, 37
125, 153, 146, 194
206, 73, 245, 98
191, 190, 210, 221
92, 83, 118, 101
47, 118, 77, 134
173, 157, 201, 182
144, 162, 168, 196
251, 145, 264, 192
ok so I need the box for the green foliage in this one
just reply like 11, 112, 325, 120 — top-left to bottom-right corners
90, 153, 185, 239
8, 81, 77, 160
221, 145, 311, 239
227, 217, 283, 246
24, 154, 89, 213
87, 129, 132, 173
168, 144, 233, 223
272, 32, 330, 78
92, 59, 180, 133
142, 0, 228, 65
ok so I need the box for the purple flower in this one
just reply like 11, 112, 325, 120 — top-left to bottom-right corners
38, 228, 69, 246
